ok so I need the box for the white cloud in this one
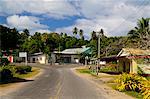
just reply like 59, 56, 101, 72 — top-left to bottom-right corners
1, 0, 150, 38
33, 29, 51, 33
56, 0, 150, 38
0, 0, 79, 19
55, 17, 135, 39
7, 15, 48, 30
79, 0, 150, 20
6, 15, 51, 35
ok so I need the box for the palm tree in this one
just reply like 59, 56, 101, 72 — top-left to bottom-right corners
73, 27, 78, 36
99, 29, 104, 37
128, 17, 150, 49
79, 29, 84, 40
60, 32, 63, 37
91, 31, 97, 40
64, 33, 67, 38
23, 29, 30, 37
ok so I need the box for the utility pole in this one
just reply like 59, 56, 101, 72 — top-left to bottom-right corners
96, 29, 103, 75
98, 32, 101, 59
58, 43, 61, 64
96, 31, 101, 75
106, 47, 108, 57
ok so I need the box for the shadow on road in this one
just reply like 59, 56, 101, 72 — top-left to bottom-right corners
0, 77, 34, 85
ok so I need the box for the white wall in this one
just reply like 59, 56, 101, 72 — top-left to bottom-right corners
38, 55, 46, 64
29, 54, 48, 64
71, 55, 80, 63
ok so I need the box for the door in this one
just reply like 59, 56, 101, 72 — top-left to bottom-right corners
123, 61, 126, 72
32, 58, 35, 63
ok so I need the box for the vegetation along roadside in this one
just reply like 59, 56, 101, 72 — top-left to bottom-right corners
76, 67, 150, 99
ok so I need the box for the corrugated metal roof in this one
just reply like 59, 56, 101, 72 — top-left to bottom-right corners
117, 48, 150, 56
54, 47, 91, 54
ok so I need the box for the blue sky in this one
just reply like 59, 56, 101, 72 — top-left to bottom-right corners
0, 0, 150, 39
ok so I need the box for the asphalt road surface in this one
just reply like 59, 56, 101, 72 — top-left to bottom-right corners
1, 64, 106, 99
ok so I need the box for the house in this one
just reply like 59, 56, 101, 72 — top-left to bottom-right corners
1, 50, 14, 63
28, 52, 48, 64
117, 48, 150, 74
51, 46, 91, 64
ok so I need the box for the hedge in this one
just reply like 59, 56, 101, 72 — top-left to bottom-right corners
0, 58, 10, 66
15, 66, 32, 74
0, 65, 32, 82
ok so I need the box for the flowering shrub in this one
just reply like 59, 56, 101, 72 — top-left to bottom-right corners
115, 73, 150, 99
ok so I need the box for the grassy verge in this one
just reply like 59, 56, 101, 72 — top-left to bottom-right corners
76, 68, 145, 99
125, 91, 143, 99
14, 67, 40, 79
76, 68, 98, 77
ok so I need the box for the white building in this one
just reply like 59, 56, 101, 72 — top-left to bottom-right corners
51, 46, 91, 64
28, 52, 48, 64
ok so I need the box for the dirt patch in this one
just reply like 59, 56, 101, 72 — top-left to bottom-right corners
0, 68, 44, 96
72, 67, 135, 99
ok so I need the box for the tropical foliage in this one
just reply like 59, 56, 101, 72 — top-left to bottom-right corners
115, 73, 150, 99
128, 17, 150, 49
0, 65, 32, 83
0, 17, 150, 58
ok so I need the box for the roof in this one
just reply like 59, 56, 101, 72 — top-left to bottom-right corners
54, 47, 91, 55
29, 52, 44, 56
117, 48, 150, 57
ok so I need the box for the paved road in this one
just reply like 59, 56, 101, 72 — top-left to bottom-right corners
1, 64, 106, 99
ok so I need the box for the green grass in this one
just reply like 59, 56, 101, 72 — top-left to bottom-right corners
107, 83, 117, 89
14, 67, 40, 79
125, 91, 143, 99
76, 68, 98, 77
145, 76, 150, 80
76, 69, 91, 74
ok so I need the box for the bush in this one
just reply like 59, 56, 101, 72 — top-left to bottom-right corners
0, 58, 10, 66
137, 66, 144, 75
100, 65, 118, 73
115, 73, 146, 92
115, 73, 150, 99
140, 80, 150, 99
1, 69, 13, 80
15, 66, 32, 74
0, 66, 14, 81
0, 65, 16, 74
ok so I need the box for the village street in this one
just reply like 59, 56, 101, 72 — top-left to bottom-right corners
1, 64, 133, 99
1, 64, 106, 99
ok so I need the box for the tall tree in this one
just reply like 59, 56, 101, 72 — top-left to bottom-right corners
128, 17, 150, 49
23, 29, 30, 37
0, 25, 20, 50
19, 29, 30, 47
60, 32, 63, 37
91, 31, 97, 40
79, 29, 84, 39
73, 27, 78, 36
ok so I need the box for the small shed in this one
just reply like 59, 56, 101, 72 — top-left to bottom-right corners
117, 48, 150, 74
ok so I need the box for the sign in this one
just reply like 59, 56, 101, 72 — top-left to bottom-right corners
19, 52, 27, 57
